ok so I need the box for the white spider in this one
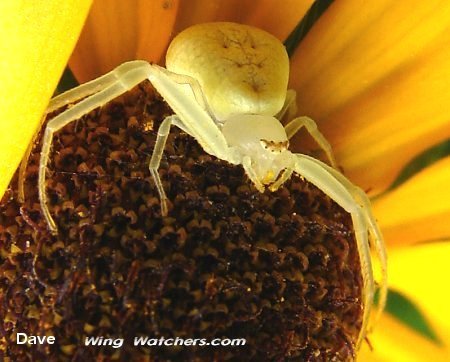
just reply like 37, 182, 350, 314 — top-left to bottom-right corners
20, 22, 386, 349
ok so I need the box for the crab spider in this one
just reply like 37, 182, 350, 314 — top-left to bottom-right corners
21, 22, 386, 348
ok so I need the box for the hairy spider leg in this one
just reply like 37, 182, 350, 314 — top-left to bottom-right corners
38, 61, 233, 233
285, 116, 338, 168
292, 153, 375, 349
306, 156, 388, 332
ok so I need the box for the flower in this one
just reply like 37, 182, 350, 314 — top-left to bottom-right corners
0, 0, 449, 360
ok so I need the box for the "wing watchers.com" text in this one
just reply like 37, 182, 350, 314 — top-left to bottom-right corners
86, 336, 247, 349
15, 333, 246, 349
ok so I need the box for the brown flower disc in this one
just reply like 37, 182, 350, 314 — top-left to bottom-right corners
0, 82, 363, 361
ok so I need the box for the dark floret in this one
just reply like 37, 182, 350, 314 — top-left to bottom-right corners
0, 82, 362, 361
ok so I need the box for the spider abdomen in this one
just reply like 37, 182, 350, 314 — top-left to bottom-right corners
166, 22, 289, 121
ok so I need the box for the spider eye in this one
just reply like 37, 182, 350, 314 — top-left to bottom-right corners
260, 139, 289, 153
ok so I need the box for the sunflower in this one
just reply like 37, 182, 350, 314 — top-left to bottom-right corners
0, 0, 449, 361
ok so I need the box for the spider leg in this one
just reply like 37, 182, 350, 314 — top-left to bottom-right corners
47, 61, 149, 113
293, 153, 374, 349
161, 70, 215, 118
146, 65, 245, 214
275, 90, 336, 168
275, 89, 297, 122
146, 66, 232, 162
40, 61, 235, 234
148, 115, 187, 216
303, 155, 387, 332
285, 116, 337, 168
19, 64, 140, 203
18, 116, 46, 203
39, 60, 159, 234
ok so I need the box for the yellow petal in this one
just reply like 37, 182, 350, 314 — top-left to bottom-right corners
0, 0, 92, 200
359, 313, 449, 362
70, 0, 313, 83
384, 243, 450, 353
69, 0, 180, 82
373, 157, 450, 246
175, 0, 313, 41
289, 0, 450, 194
136, 0, 179, 65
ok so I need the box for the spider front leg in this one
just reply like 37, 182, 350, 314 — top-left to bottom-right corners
38, 61, 235, 234
305, 156, 387, 331
38, 60, 156, 234
292, 153, 375, 348
146, 66, 232, 161
285, 116, 337, 168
